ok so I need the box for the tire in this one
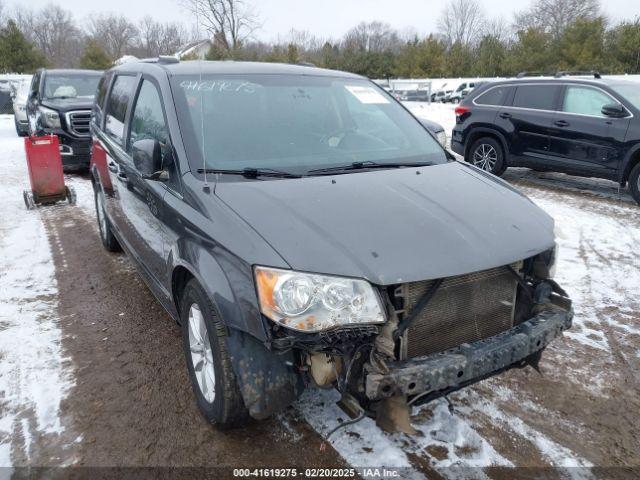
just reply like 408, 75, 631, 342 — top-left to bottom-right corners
467, 136, 507, 176
180, 279, 249, 428
629, 162, 640, 206
94, 186, 121, 252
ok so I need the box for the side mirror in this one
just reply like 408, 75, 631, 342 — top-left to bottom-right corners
601, 103, 627, 118
132, 139, 164, 180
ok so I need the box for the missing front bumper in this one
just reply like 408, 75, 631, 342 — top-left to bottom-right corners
365, 304, 573, 401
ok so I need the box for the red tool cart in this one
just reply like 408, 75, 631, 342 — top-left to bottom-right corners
23, 135, 76, 209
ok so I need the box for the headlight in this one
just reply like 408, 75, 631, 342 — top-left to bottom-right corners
38, 106, 61, 129
435, 130, 447, 148
255, 266, 386, 332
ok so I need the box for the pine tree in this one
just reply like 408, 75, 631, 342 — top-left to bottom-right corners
80, 40, 113, 70
0, 20, 45, 73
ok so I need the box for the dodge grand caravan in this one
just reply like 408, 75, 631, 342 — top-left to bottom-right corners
90, 59, 572, 431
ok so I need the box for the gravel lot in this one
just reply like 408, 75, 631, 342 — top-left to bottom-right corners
1, 108, 639, 478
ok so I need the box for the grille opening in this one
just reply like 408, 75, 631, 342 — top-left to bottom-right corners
395, 263, 520, 359
66, 111, 91, 137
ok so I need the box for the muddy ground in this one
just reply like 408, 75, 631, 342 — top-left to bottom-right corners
4, 164, 640, 479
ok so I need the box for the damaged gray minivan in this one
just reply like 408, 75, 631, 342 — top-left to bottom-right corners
90, 59, 572, 431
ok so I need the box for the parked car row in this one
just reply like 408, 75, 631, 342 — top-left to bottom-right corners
87, 59, 571, 432
451, 75, 640, 205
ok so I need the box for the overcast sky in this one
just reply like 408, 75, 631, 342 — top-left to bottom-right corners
14, 0, 640, 41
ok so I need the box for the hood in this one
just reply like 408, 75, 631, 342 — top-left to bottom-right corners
40, 97, 94, 112
215, 162, 555, 285
417, 117, 444, 133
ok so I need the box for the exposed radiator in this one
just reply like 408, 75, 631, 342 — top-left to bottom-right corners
396, 264, 520, 359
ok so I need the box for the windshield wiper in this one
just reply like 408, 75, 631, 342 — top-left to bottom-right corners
197, 167, 302, 179
307, 160, 433, 175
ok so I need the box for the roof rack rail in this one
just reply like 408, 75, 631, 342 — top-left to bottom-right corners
158, 56, 180, 64
554, 70, 601, 79
515, 71, 548, 79
296, 61, 317, 67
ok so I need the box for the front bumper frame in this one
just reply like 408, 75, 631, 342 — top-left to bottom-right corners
365, 304, 573, 401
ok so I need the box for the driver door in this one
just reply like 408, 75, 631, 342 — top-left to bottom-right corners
119, 79, 174, 286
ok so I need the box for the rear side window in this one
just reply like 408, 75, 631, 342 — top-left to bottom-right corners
475, 86, 509, 106
512, 85, 559, 111
562, 86, 613, 117
105, 75, 137, 146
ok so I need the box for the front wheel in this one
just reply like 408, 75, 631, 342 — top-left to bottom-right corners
628, 162, 640, 206
180, 279, 249, 428
467, 137, 507, 176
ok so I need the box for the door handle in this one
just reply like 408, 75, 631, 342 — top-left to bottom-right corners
499, 112, 512, 119
554, 120, 570, 127
107, 161, 118, 173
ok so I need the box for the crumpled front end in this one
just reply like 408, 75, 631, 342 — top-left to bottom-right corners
268, 249, 572, 432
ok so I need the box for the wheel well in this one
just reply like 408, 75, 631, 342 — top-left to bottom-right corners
622, 151, 640, 185
172, 266, 194, 317
465, 131, 506, 159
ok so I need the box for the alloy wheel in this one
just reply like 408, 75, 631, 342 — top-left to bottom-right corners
472, 144, 498, 172
188, 303, 216, 403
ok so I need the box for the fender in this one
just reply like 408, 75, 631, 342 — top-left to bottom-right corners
168, 238, 265, 339
168, 245, 304, 419
466, 126, 510, 160
618, 143, 640, 184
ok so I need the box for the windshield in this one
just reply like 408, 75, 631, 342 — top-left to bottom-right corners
43, 74, 101, 100
171, 74, 447, 175
610, 84, 640, 111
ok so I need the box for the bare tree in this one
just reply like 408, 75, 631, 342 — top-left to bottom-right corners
514, 0, 601, 39
343, 21, 401, 52
438, 0, 485, 46
88, 13, 139, 59
15, 5, 83, 68
138, 16, 188, 57
178, 0, 259, 52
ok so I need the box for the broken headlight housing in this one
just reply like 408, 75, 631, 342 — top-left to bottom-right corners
254, 266, 386, 332
38, 106, 61, 129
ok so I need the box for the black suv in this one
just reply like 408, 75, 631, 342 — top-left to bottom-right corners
452, 76, 640, 204
90, 59, 571, 430
27, 69, 102, 171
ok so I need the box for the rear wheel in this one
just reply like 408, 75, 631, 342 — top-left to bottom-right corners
468, 137, 507, 176
629, 162, 640, 206
94, 187, 120, 252
180, 279, 249, 428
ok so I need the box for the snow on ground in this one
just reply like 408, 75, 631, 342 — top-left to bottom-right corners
0, 115, 74, 466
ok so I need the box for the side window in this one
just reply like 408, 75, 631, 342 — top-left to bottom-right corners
30, 73, 40, 98
475, 86, 510, 106
129, 80, 169, 148
105, 75, 137, 146
562, 86, 613, 117
512, 85, 559, 111
128, 80, 179, 188
93, 74, 110, 127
